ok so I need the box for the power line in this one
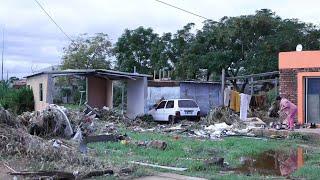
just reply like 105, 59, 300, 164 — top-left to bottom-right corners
154, 0, 209, 20
33, 0, 73, 42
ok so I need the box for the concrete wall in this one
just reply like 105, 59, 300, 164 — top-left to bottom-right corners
147, 86, 180, 109
180, 82, 221, 115
127, 77, 148, 118
26, 74, 52, 111
87, 76, 113, 108
147, 82, 222, 115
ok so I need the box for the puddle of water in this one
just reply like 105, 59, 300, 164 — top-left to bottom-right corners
234, 147, 304, 176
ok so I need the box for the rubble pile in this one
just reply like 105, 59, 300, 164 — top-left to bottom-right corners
205, 107, 240, 125
205, 107, 246, 129
0, 107, 19, 127
16, 111, 33, 126
99, 107, 126, 123
0, 106, 109, 174
0, 126, 104, 173
98, 107, 156, 128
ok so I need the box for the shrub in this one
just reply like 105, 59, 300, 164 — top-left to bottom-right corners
266, 88, 278, 106
0, 82, 34, 114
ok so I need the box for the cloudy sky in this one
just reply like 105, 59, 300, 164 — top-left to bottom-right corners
1, 0, 320, 78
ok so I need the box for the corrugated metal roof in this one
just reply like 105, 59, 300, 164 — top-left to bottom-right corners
25, 69, 152, 80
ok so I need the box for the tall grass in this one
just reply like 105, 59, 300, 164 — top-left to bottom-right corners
0, 81, 34, 114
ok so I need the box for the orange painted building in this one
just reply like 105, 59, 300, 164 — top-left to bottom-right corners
279, 51, 320, 124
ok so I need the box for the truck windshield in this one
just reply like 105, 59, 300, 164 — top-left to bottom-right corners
178, 100, 198, 108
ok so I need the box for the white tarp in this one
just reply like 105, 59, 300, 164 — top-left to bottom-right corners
240, 93, 251, 121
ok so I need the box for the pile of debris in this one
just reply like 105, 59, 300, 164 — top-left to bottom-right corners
205, 107, 247, 129
0, 124, 102, 168
0, 107, 19, 128
129, 108, 260, 139
0, 106, 120, 179
15, 105, 75, 138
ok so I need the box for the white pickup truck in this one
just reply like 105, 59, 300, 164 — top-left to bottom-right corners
149, 99, 201, 123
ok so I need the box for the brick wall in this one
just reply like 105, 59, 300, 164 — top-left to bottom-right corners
279, 67, 320, 105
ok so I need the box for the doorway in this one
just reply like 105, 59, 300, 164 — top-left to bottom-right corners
305, 77, 320, 123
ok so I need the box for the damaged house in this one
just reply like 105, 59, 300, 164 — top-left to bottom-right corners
26, 69, 152, 118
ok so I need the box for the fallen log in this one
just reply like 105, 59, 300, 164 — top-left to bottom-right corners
9, 169, 114, 180
9, 171, 75, 179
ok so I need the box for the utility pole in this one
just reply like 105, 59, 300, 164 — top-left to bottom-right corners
1, 27, 4, 81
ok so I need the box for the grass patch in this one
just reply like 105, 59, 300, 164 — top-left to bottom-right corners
60, 103, 82, 111
87, 130, 316, 179
293, 148, 320, 179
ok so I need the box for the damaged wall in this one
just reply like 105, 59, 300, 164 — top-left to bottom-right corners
147, 81, 222, 115
26, 74, 53, 111
147, 87, 180, 108
127, 77, 148, 118
87, 76, 113, 109
180, 82, 221, 115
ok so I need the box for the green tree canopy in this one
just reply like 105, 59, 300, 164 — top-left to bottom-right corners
114, 26, 160, 74
61, 33, 112, 70
174, 9, 320, 89
110, 9, 320, 85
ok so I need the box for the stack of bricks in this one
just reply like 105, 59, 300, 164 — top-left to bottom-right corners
279, 67, 320, 104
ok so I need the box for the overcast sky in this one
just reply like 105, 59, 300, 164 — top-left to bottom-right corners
1, 0, 320, 78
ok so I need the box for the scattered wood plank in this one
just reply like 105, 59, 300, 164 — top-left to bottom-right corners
130, 161, 187, 171
83, 134, 122, 144
84, 103, 101, 117
3, 162, 17, 173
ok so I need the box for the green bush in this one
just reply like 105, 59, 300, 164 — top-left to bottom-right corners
0, 82, 34, 114
266, 88, 278, 106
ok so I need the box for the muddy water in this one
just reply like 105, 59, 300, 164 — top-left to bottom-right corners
235, 147, 304, 176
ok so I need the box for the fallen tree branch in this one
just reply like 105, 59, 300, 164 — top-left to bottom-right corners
9, 169, 114, 180
9, 171, 75, 179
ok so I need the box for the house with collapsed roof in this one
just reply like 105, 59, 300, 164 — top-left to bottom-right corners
25, 69, 151, 118
279, 50, 320, 125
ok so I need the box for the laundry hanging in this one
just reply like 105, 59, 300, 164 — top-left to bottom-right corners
235, 92, 240, 113
224, 88, 231, 107
230, 90, 240, 113
240, 93, 252, 120
230, 90, 236, 111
